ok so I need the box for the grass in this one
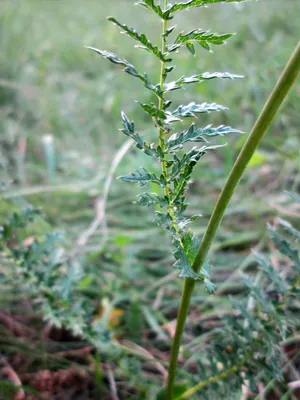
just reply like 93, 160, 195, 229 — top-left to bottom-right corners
0, 0, 300, 399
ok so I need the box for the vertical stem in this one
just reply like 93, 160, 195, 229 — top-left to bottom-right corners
165, 279, 195, 400
157, 1, 185, 246
158, 4, 169, 192
165, 41, 300, 399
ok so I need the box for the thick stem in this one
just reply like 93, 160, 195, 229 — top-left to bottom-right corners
165, 279, 195, 400
165, 41, 300, 399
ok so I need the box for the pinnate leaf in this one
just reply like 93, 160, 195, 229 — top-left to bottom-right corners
86, 47, 160, 96
138, 102, 166, 120
164, 72, 244, 92
164, 0, 246, 19
119, 169, 165, 187
171, 102, 227, 119
136, 0, 164, 18
136, 192, 168, 208
170, 147, 206, 178
201, 262, 216, 294
267, 224, 300, 270
173, 232, 214, 285
170, 145, 223, 202
254, 251, 288, 295
138, 0, 246, 20
155, 212, 174, 233
121, 112, 163, 158
175, 30, 233, 53
108, 17, 168, 62
278, 217, 300, 240
173, 241, 201, 279
121, 111, 134, 134
166, 123, 242, 150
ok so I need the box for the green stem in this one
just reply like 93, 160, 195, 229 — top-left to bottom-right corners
157, 1, 184, 245
165, 41, 300, 399
158, 2, 168, 191
176, 363, 243, 400
158, 15, 168, 185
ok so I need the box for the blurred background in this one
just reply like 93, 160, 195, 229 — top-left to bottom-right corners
0, 0, 299, 399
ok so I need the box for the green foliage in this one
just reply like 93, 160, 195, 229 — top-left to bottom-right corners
137, 0, 246, 20
121, 112, 163, 158
85, 1, 300, 397
1, 1, 299, 398
165, 72, 244, 92
119, 169, 165, 187
186, 214, 300, 398
171, 102, 228, 118
87, 0, 245, 293
0, 207, 91, 335
175, 30, 233, 53
108, 17, 168, 62
85, 47, 161, 97
166, 124, 242, 151
0, 203, 115, 344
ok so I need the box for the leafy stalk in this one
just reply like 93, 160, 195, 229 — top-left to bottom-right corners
86, 0, 299, 397
165, 40, 300, 399
157, 0, 183, 245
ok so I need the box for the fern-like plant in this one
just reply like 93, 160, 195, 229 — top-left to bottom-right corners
169, 203, 300, 399
87, 5, 243, 293
86, 1, 300, 398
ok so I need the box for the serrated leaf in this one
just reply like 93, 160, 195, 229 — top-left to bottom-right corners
253, 251, 288, 295
268, 224, 300, 270
166, 43, 181, 53
86, 47, 161, 97
170, 147, 206, 178
121, 111, 135, 133
182, 232, 199, 262
201, 262, 216, 293
231, 298, 262, 331
163, 0, 246, 19
171, 102, 227, 119
186, 42, 196, 54
108, 17, 168, 62
120, 112, 162, 158
137, 102, 167, 120
178, 214, 201, 230
136, 0, 164, 18
170, 147, 219, 206
164, 72, 244, 92
166, 123, 242, 150
242, 274, 275, 313
155, 211, 174, 233
278, 217, 300, 240
175, 29, 233, 53
173, 242, 202, 279
165, 66, 175, 74
136, 192, 169, 208
173, 233, 214, 281
119, 169, 164, 187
